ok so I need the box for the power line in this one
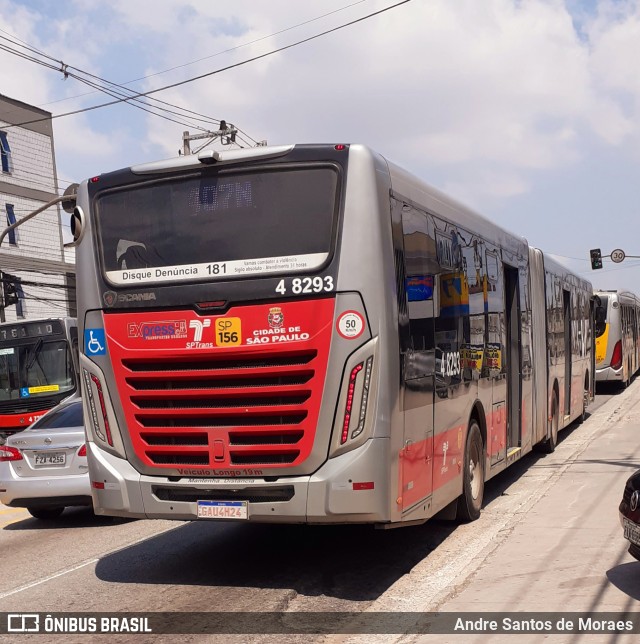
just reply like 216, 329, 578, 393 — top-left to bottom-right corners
12, 0, 369, 119
2, 0, 413, 130
0, 39, 221, 134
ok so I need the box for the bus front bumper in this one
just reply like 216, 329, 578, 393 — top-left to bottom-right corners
595, 366, 624, 382
87, 439, 391, 524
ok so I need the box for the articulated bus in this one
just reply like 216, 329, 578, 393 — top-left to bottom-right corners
0, 317, 79, 440
71, 144, 594, 526
594, 290, 640, 388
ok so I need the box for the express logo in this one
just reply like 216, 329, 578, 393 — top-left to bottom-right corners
268, 307, 284, 329
127, 320, 187, 339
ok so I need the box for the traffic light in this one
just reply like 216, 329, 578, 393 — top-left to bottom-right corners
1, 272, 19, 307
590, 248, 603, 270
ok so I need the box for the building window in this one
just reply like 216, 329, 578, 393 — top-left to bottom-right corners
5, 203, 18, 245
0, 131, 12, 174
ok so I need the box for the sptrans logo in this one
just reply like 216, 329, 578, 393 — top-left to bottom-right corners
127, 320, 187, 340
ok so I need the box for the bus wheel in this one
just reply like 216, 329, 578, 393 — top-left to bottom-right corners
457, 420, 485, 522
578, 381, 589, 424
543, 391, 559, 453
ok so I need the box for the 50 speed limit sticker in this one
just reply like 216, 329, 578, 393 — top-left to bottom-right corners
337, 311, 365, 339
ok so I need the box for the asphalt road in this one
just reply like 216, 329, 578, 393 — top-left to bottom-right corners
0, 383, 632, 643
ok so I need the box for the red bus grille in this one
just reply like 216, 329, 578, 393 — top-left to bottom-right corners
125, 351, 315, 466
104, 300, 334, 472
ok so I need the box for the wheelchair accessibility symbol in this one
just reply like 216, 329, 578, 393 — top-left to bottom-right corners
85, 329, 107, 356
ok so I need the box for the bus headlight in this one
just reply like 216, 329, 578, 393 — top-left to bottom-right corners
341, 356, 374, 443
83, 368, 113, 446
80, 355, 126, 458
331, 339, 378, 457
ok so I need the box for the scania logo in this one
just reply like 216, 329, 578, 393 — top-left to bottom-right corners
631, 490, 640, 512
103, 291, 157, 307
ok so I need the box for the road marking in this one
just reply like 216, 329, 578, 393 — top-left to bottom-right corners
0, 507, 29, 528
0, 522, 185, 600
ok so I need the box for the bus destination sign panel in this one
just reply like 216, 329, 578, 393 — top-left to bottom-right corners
0, 320, 63, 343
106, 253, 329, 286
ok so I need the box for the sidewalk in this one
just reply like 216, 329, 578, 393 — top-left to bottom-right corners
328, 383, 640, 644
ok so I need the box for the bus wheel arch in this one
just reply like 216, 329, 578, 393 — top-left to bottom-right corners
456, 415, 485, 522
469, 403, 487, 457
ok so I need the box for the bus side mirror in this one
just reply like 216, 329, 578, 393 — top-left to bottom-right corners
68, 206, 86, 247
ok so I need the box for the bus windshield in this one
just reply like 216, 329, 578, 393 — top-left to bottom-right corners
96, 167, 339, 286
0, 340, 76, 401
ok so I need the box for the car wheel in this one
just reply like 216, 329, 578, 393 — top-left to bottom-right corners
456, 420, 485, 522
27, 507, 65, 520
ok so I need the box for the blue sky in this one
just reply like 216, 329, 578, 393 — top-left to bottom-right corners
1, 0, 640, 291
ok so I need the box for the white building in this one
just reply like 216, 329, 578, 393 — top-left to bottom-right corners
0, 94, 75, 322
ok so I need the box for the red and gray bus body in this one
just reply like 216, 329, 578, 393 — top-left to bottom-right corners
73, 144, 593, 525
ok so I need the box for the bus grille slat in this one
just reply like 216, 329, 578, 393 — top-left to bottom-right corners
104, 301, 334, 472
131, 393, 311, 410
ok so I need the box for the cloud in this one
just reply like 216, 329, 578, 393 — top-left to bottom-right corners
130, 1, 601, 173
2, 0, 640, 287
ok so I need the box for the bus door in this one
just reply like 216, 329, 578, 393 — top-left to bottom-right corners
504, 264, 522, 452
401, 339, 435, 513
399, 272, 436, 512
396, 199, 438, 513
563, 289, 571, 417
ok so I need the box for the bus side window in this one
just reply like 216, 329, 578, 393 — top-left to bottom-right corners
401, 204, 437, 351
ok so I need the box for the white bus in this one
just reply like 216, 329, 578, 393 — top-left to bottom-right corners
594, 290, 640, 388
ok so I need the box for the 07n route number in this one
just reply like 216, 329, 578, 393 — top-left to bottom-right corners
275, 276, 334, 295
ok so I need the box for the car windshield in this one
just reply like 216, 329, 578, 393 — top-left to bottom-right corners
30, 401, 83, 430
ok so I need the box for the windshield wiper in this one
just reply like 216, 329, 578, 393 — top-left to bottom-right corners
25, 338, 44, 371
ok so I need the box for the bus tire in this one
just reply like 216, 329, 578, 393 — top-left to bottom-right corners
456, 420, 485, 522
577, 378, 589, 424
543, 390, 559, 453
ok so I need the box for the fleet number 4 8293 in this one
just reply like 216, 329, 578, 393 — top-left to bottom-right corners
275, 276, 334, 295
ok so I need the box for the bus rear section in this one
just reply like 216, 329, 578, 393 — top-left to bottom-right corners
595, 291, 640, 387
0, 318, 79, 440
77, 144, 402, 524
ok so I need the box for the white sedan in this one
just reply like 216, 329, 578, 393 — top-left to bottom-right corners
0, 398, 92, 520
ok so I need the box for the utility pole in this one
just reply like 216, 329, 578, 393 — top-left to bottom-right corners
182, 121, 238, 155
